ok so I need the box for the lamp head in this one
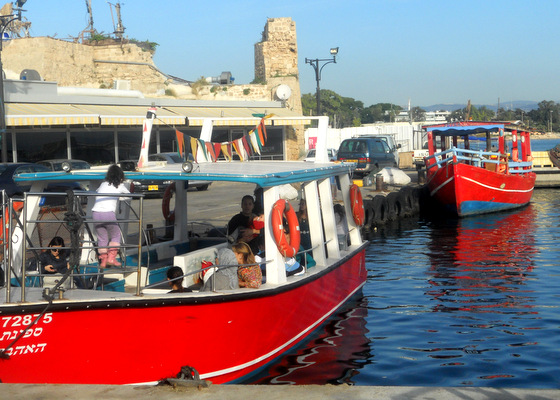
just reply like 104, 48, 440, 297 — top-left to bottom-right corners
330, 47, 339, 56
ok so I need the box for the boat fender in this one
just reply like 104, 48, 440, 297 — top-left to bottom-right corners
362, 198, 375, 232
162, 183, 176, 223
372, 195, 389, 226
350, 184, 365, 226
512, 148, 519, 162
271, 199, 301, 258
385, 192, 400, 220
397, 188, 414, 218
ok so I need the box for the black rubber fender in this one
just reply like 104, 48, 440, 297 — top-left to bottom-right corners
372, 195, 389, 226
385, 192, 400, 220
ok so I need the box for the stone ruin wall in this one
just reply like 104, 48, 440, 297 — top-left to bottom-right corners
255, 18, 304, 160
2, 17, 305, 159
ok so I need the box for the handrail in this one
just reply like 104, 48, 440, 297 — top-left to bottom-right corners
425, 147, 533, 173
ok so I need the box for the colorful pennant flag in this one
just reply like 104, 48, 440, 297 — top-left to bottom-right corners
190, 136, 199, 162
175, 130, 184, 157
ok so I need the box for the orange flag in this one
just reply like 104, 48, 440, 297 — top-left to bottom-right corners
175, 130, 184, 157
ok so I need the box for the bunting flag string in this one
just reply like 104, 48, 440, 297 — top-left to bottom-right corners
173, 115, 272, 162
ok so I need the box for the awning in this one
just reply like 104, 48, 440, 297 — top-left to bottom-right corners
73, 104, 187, 126
5, 103, 309, 128
164, 106, 310, 126
6, 103, 100, 126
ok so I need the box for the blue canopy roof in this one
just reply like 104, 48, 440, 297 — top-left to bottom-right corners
427, 124, 504, 136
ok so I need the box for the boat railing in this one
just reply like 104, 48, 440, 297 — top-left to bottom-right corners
426, 147, 533, 174
2, 190, 146, 303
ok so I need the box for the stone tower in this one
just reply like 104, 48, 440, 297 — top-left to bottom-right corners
255, 18, 304, 160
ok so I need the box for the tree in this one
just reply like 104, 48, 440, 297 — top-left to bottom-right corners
410, 106, 426, 122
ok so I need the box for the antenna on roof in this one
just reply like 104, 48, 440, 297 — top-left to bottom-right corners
108, 2, 125, 40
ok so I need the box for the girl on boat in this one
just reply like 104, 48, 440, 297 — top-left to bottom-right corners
232, 241, 262, 288
40, 236, 69, 274
92, 164, 130, 268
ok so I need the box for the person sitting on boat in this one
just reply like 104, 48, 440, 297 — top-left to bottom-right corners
334, 204, 349, 250
40, 236, 70, 275
200, 248, 240, 291
232, 241, 262, 289
92, 164, 130, 268
297, 199, 312, 256
167, 266, 190, 293
228, 195, 256, 240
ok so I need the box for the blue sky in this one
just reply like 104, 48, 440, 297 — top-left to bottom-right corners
21, 0, 560, 109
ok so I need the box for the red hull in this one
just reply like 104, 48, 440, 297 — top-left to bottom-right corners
0, 249, 366, 384
427, 162, 536, 216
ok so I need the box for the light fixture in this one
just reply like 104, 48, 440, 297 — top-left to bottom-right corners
330, 47, 339, 55
182, 161, 194, 173
61, 161, 72, 172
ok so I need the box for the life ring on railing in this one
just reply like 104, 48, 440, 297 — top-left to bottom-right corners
271, 199, 300, 258
349, 184, 365, 226
162, 183, 176, 223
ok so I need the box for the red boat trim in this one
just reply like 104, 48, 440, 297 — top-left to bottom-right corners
461, 176, 534, 193
200, 279, 366, 380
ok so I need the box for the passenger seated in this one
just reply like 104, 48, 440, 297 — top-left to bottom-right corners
227, 195, 255, 240
40, 236, 70, 275
334, 204, 349, 250
232, 242, 262, 289
167, 266, 190, 293
201, 248, 240, 291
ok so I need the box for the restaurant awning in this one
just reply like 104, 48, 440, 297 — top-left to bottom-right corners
5, 103, 309, 128
6, 103, 100, 126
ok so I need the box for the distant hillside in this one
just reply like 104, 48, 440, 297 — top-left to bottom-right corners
422, 101, 540, 112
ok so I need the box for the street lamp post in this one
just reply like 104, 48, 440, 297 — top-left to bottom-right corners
0, 1, 26, 163
305, 47, 339, 116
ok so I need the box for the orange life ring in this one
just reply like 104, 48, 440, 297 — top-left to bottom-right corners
271, 199, 301, 258
350, 184, 365, 226
162, 183, 175, 222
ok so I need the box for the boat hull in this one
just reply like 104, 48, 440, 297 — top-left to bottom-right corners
427, 162, 536, 217
0, 248, 367, 385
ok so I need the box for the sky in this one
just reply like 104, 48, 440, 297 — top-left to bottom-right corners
19, 0, 560, 109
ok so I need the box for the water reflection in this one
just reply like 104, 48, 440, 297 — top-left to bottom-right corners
246, 296, 371, 385
426, 205, 538, 314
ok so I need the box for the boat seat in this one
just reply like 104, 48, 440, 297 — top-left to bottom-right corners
173, 243, 229, 287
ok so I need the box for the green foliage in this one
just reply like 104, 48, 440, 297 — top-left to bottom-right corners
191, 77, 209, 96
250, 77, 267, 85
128, 38, 159, 52
164, 88, 176, 97
89, 33, 110, 42
243, 88, 251, 95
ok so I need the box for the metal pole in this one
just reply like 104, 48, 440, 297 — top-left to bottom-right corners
0, 51, 6, 163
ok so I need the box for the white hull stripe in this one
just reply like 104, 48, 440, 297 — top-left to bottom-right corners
462, 176, 534, 193
201, 281, 366, 380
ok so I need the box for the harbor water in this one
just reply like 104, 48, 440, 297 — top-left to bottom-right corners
243, 139, 560, 388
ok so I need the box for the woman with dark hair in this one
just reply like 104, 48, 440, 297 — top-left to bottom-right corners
40, 236, 69, 275
92, 164, 130, 268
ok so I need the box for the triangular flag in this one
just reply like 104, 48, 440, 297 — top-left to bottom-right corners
213, 143, 221, 161
249, 131, 261, 155
232, 139, 244, 161
242, 135, 252, 157
205, 142, 216, 162
175, 130, 184, 158
190, 136, 199, 162
258, 118, 268, 142
199, 139, 209, 162
221, 142, 232, 161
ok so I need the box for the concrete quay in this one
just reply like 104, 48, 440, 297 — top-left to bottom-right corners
1, 383, 559, 400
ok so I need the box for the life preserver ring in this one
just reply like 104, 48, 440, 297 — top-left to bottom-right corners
162, 183, 176, 222
349, 184, 365, 226
271, 199, 300, 258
